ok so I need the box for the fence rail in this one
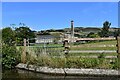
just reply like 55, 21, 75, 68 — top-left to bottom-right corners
64, 37, 116, 41
21, 37, 120, 69
69, 50, 116, 53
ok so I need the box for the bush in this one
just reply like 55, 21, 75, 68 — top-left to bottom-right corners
2, 43, 20, 69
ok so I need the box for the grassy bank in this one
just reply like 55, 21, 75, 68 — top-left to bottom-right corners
26, 54, 118, 69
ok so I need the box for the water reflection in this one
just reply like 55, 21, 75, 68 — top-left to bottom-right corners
2, 69, 120, 80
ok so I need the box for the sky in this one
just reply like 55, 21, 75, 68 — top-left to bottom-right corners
2, 2, 118, 31
1, 0, 120, 2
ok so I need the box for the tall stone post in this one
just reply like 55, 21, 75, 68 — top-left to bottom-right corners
21, 39, 26, 63
71, 20, 74, 39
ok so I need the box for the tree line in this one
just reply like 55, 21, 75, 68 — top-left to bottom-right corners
2, 25, 36, 46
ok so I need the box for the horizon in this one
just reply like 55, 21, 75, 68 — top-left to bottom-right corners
2, 2, 118, 31
1, 25, 119, 31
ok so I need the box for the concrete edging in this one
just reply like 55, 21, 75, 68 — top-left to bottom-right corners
16, 63, 119, 76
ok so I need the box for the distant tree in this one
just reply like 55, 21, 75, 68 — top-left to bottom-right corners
103, 21, 111, 31
15, 26, 35, 45
2, 27, 16, 46
98, 21, 111, 37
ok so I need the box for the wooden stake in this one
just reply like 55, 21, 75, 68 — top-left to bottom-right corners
117, 37, 120, 53
21, 39, 26, 63
117, 37, 120, 69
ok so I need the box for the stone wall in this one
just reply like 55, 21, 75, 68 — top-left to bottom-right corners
16, 63, 119, 76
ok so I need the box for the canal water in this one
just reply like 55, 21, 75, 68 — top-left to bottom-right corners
2, 69, 120, 80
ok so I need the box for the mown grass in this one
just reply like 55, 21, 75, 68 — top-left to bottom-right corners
74, 40, 117, 45
33, 43, 63, 47
71, 40, 117, 50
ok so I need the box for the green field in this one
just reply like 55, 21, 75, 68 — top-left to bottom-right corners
71, 40, 117, 50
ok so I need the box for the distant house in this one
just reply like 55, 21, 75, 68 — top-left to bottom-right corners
36, 34, 55, 43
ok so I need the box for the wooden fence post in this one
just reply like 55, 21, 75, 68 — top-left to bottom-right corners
117, 37, 120, 69
21, 39, 26, 63
117, 37, 120, 53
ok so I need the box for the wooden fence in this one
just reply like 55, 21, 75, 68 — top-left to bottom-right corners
21, 37, 120, 68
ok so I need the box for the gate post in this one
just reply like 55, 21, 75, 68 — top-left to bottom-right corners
63, 40, 70, 54
117, 37, 120, 53
117, 36, 120, 69
21, 39, 27, 63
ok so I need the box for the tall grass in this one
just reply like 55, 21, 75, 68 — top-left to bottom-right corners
25, 53, 118, 69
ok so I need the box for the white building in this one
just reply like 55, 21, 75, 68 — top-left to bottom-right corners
36, 35, 54, 43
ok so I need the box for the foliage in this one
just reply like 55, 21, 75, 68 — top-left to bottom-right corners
2, 43, 20, 69
103, 21, 111, 32
98, 21, 111, 37
2, 27, 21, 69
15, 26, 36, 45
2, 27, 16, 46
2, 25, 36, 46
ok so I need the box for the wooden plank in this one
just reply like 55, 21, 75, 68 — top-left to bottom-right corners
69, 50, 116, 53
51, 56, 117, 59
64, 37, 115, 41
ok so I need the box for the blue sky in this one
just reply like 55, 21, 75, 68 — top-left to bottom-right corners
2, 2, 118, 31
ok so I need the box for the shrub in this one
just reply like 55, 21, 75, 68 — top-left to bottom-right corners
2, 43, 20, 69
